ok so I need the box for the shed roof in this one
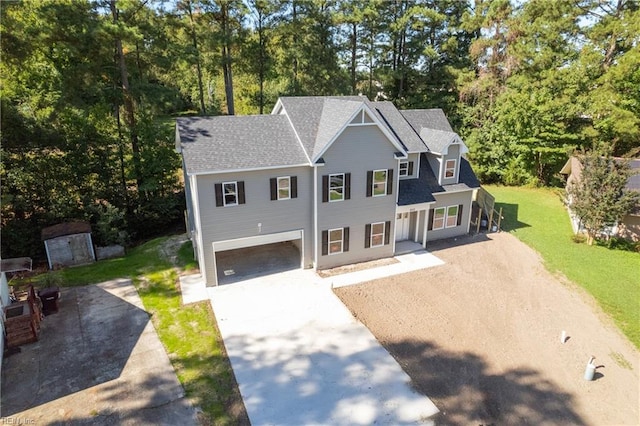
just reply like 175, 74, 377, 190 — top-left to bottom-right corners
41, 222, 92, 241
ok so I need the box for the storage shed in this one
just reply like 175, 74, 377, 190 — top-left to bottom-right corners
42, 222, 96, 269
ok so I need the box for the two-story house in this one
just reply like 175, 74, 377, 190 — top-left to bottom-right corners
176, 96, 480, 286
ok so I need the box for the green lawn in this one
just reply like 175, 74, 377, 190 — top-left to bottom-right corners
487, 185, 640, 349
55, 237, 241, 425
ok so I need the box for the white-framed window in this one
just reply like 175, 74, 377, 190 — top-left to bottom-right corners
329, 228, 344, 254
370, 222, 385, 247
373, 169, 387, 196
329, 173, 344, 202
399, 161, 408, 176
446, 205, 459, 228
432, 207, 445, 230
223, 181, 238, 206
445, 159, 456, 179
277, 176, 290, 200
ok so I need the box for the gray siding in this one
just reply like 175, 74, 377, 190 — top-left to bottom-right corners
427, 190, 474, 241
426, 153, 441, 183
441, 144, 461, 185
195, 166, 313, 285
316, 125, 397, 269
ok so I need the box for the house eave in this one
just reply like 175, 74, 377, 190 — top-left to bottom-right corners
186, 162, 311, 177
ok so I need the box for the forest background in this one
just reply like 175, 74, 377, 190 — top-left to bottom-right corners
1, 0, 638, 260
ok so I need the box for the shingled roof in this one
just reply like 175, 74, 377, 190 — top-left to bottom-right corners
177, 115, 308, 174
177, 97, 477, 185
398, 154, 480, 206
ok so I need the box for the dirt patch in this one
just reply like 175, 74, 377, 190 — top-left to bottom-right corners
335, 232, 639, 425
317, 257, 399, 278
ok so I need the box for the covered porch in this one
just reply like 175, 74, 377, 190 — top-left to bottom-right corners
394, 202, 433, 253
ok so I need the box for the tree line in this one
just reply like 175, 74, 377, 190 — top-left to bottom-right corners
1, 0, 638, 259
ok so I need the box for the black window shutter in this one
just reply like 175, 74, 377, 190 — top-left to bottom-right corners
345, 173, 351, 200
366, 171, 373, 197
291, 176, 298, 199
384, 221, 391, 244
457, 204, 463, 226
343, 227, 350, 252
238, 181, 246, 204
322, 175, 329, 202
408, 161, 414, 176
428, 209, 434, 231
387, 168, 393, 195
321, 230, 328, 255
364, 223, 371, 248
215, 183, 223, 207
270, 178, 277, 201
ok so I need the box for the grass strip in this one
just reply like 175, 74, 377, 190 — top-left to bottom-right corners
57, 237, 241, 424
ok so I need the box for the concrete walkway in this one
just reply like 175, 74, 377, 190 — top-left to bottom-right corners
209, 270, 439, 425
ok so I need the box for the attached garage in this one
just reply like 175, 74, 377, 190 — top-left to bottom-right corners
212, 230, 304, 285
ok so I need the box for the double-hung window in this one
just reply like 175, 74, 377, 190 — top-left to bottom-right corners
429, 204, 463, 230
399, 162, 409, 177
270, 176, 298, 200
446, 205, 459, 227
370, 223, 385, 247
432, 207, 445, 230
365, 221, 391, 248
445, 159, 456, 179
373, 169, 387, 196
215, 181, 246, 207
223, 182, 238, 206
329, 173, 344, 201
322, 227, 350, 255
277, 177, 290, 200
322, 173, 351, 202
366, 169, 393, 197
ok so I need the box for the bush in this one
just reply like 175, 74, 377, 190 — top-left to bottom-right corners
571, 233, 587, 244
89, 202, 130, 246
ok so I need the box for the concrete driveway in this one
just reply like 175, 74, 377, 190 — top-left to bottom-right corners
1, 279, 196, 425
208, 269, 439, 425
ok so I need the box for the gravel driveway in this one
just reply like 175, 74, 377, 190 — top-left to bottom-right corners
336, 232, 639, 425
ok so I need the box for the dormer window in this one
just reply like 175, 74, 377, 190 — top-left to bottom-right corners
445, 159, 456, 179
399, 161, 413, 177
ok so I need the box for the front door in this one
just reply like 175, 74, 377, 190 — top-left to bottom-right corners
395, 212, 410, 241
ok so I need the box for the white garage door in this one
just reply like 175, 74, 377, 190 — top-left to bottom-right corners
213, 230, 303, 255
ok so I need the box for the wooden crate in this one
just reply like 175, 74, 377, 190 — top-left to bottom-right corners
4, 285, 42, 348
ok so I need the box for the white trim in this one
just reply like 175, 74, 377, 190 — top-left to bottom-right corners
313, 103, 407, 162
445, 159, 457, 180
434, 187, 476, 196
276, 176, 291, 200
313, 165, 319, 268
187, 163, 310, 177
213, 230, 303, 252
328, 227, 344, 255
191, 176, 206, 281
432, 207, 446, 230
222, 181, 238, 206
445, 205, 459, 228
372, 169, 387, 197
329, 173, 345, 202
399, 161, 409, 177
370, 221, 386, 248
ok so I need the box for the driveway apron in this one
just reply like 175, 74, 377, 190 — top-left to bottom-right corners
209, 269, 439, 425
